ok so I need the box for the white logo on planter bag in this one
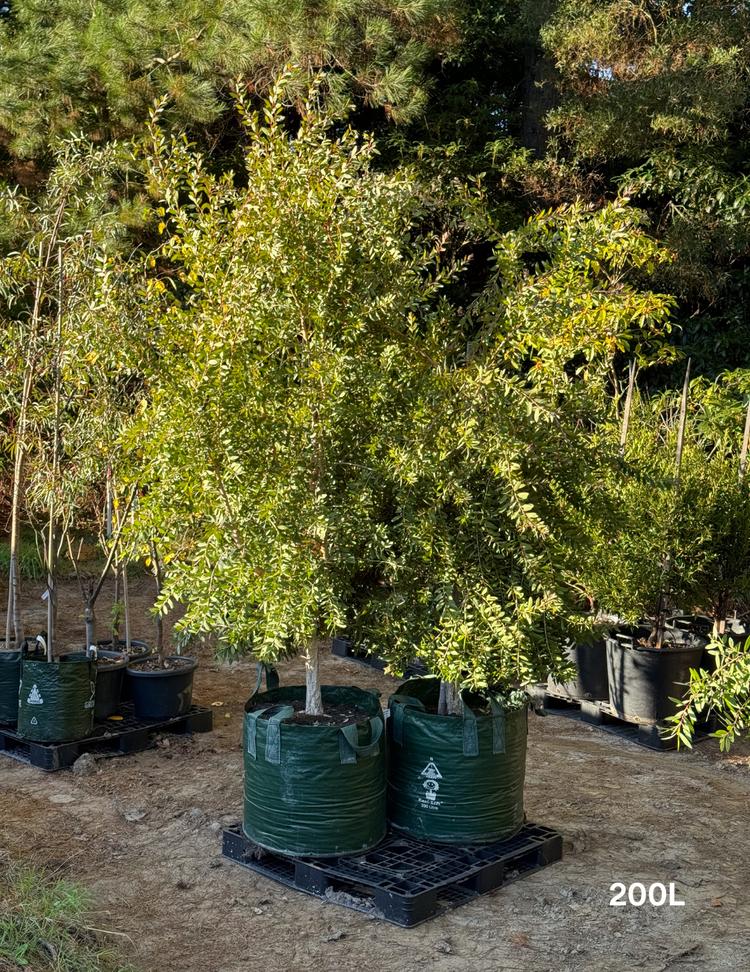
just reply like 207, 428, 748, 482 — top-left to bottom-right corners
419, 759, 443, 810
27, 684, 43, 705
30, 717, 38, 725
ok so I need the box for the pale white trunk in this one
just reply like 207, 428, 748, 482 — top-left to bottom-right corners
305, 639, 324, 716
438, 679, 462, 716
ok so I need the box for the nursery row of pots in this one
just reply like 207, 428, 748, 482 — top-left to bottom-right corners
0, 638, 198, 742
242, 676, 529, 858
547, 616, 747, 724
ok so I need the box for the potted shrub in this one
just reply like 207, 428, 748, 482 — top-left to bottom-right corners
366, 200, 676, 841
97, 77, 477, 856
581, 378, 743, 725
125, 544, 198, 720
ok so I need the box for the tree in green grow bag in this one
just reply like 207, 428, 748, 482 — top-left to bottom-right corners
91, 74, 467, 852
0, 143, 130, 740
364, 202, 677, 840
107, 73, 460, 717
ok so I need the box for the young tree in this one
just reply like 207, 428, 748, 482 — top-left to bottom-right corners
106, 77, 458, 714
576, 376, 750, 638
355, 199, 677, 709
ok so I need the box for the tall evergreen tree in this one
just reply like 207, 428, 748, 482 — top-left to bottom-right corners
0, 0, 458, 163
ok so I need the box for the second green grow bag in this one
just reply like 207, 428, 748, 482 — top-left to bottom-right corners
387, 677, 528, 844
243, 685, 386, 857
17, 656, 97, 742
0, 651, 23, 725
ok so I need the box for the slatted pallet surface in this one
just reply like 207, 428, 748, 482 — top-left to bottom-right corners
0, 703, 213, 771
223, 822, 563, 927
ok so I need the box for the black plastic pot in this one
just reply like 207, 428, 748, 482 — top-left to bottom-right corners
17, 655, 97, 742
605, 626, 706, 725
98, 640, 151, 702
243, 685, 386, 857
387, 677, 528, 844
127, 656, 198, 720
60, 650, 129, 719
547, 638, 609, 701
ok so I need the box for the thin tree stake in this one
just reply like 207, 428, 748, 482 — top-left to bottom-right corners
674, 358, 691, 494
619, 359, 636, 458
655, 358, 691, 649
740, 398, 750, 486
46, 247, 64, 660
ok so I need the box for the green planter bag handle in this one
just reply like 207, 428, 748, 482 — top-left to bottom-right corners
390, 691, 507, 756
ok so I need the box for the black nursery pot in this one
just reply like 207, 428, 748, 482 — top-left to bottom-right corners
127, 656, 198, 720
605, 626, 706, 725
97, 640, 152, 702
61, 650, 129, 719
547, 638, 609, 701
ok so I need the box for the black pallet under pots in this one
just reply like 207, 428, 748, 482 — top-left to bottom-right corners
0, 702, 213, 771
537, 689, 718, 751
331, 636, 428, 678
222, 821, 563, 927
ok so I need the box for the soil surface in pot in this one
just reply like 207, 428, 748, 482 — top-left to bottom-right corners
247, 698, 369, 727
130, 657, 194, 673
95, 655, 127, 667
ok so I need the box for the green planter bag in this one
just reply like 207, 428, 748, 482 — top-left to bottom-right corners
0, 651, 24, 725
0, 642, 45, 725
18, 656, 97, 742
243, 684, 386, 857
387, 676, 528, 844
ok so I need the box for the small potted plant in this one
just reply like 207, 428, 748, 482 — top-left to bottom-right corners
126, 543, 198, 720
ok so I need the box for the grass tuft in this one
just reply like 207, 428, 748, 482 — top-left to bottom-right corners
0, 860, 140, 971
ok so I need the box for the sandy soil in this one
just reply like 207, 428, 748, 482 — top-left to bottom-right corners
1, 575, 749, 972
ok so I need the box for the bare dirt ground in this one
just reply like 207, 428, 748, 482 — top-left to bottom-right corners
1, 575, 749, 972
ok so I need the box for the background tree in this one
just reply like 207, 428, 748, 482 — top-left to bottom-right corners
0, 0, 458, 166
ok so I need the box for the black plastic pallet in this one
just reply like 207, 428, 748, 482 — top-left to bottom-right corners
222, 822, 562, 927
331, 637, 428, 678
0, 703, 213, 771
539, 691, 717, 751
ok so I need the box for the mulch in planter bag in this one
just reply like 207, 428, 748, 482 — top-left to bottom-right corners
0, 642, 45, 725
18, 656, 97, 742
387, 676, 528, 844
243, 684, 386, 857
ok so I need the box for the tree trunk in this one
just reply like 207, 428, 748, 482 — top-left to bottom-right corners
437, 679, 463, 716
122, 562, 131, 655
305, 638, 324, 716
84, 595, 96, 650
152, 543, 164, 666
